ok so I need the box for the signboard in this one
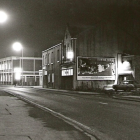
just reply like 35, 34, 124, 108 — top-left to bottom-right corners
62, 69, 73, 76
77, 57, 115, 80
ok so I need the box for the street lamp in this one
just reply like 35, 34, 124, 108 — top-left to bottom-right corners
12, 42, 23, 87
0, 10, 8, 24
67, 51, 74, 61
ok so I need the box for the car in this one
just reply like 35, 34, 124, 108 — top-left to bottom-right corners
113, 80, 140, 92
103, 84, 114, 94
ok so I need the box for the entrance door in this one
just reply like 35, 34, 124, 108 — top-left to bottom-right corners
61, 76, 73, 90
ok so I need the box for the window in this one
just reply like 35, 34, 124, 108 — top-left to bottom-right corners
57, 50, 60, 61
45, 54, 47, 64
48, 53, 50, 64
51, 52, 53, 63
48, 74, 50, 82
42, 55, 45, 65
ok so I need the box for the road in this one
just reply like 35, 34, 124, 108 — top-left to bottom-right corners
0, 88, 94, 140
3, 86, 140, 140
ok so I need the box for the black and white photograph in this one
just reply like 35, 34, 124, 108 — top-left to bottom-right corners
0, 0, 140, 140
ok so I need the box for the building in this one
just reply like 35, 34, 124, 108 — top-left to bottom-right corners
42, 23, 140, 91
42, 43, 61, 88
0, 56, 42, 86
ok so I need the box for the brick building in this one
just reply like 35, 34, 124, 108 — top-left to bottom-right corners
42, 43, 61, 88
42, 23, 140, 91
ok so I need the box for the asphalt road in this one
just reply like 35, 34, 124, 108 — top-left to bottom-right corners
3, 87, 140, 140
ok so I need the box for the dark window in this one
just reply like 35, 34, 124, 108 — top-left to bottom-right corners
57, 50, 60, 61
48, 53, 50, 64
51, 52, 53, 63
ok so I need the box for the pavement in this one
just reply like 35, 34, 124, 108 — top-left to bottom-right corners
0, 89, 96, 140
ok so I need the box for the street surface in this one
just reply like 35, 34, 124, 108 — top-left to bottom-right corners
2, 86, 140, 140
0, 88, 94, 140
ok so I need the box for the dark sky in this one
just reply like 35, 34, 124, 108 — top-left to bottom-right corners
0, 0, 140, 57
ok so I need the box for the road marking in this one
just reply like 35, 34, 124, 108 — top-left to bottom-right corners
99, 102, 108, 105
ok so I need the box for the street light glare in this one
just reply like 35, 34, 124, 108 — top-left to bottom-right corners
0, 11, 8, 23
12, 42, 22, 51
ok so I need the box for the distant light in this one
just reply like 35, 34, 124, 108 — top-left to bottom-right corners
0, 11, 8, 23
14, 67, 22, 72
12, 42, 22, 51
14, 67, 22, 80
67, 51, 74, 59
122, 61, 131, 70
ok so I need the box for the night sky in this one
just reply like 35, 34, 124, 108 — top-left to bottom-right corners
0, 0, 140, 58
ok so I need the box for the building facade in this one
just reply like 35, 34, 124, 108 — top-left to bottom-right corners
42, 23, 140, 91
0, 56, 42, 86
42, 43, 61, 88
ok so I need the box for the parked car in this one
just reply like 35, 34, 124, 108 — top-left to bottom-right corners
103, 84, 114, 94
113, 80, 140, 92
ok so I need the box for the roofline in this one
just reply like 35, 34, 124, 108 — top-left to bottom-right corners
0, 56, 42, 61
42, 43, 62, 53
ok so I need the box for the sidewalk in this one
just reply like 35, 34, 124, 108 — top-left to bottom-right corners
32, 86, 101, 95
0, 91, 95, 140
113, 94, 140, 102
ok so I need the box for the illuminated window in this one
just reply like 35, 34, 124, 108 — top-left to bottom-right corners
14, 67, 22, 80
67, 51, 74, 60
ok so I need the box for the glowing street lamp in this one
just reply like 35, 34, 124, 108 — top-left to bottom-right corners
0, 11, 8, 24
12, 42, 23, 87
67, 51, 74, 61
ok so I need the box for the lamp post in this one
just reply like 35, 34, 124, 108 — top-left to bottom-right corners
12, 42, 23, 87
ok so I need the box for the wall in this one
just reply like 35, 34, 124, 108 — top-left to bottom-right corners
73, 22, 139, 91
134, 56, 140, 83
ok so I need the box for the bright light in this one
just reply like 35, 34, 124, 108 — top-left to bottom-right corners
0, 11, 8, 23
118, 61, 132, 74
122, 61, 131, 70
14, 67, 22, 72
67, 51, 74, 59
14, 67, 22, 80
12, 42, 22, 51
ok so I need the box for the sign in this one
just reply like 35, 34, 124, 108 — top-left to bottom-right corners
77, 57, 115, 80
62, 69, 73, 76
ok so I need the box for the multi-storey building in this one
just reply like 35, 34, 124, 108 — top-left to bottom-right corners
42, 43, 61, 88
42, 23, 140, 91
0, 56, 42, 86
